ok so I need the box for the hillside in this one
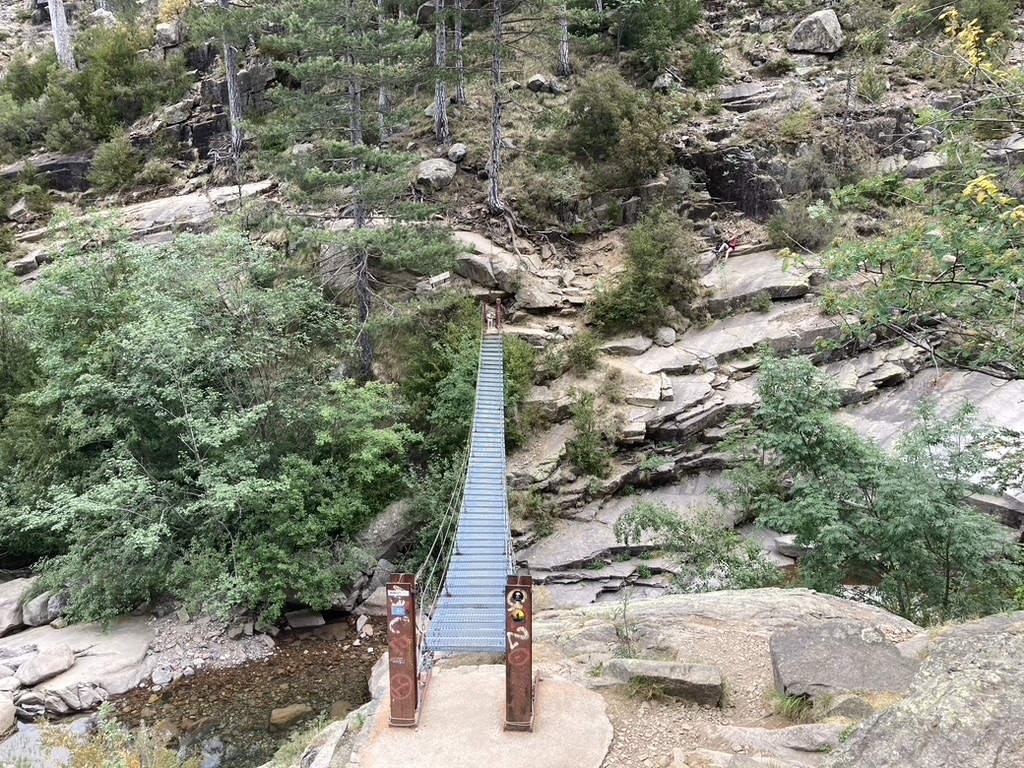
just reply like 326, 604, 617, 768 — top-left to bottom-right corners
0, 0, 1023, 764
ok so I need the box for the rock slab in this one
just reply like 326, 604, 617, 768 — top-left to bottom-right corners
604, 658, 723, 706
15, 645, 75, 687
826, 612, 1024, 768
771, 620, 919, 698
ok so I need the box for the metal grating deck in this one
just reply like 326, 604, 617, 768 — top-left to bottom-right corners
424, 334, 513, 653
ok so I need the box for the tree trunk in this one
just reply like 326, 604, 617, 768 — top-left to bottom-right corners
557, 5, 571, 77
487, 0, 506, 215
378, 0, 392, 140
454, 0, 466, 104
48, 0, 76, 70
350, 46, 373, 380
434, 0, 451, 145
595, 0, 603, 13
219, 0, 244, 181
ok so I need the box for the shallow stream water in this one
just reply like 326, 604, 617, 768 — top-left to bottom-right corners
109, 620, 377, 767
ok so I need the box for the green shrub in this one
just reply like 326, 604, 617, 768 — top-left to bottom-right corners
566, 330, 602, 374
684, 43, 723, 89
566, 70, 669, 187
613, 0, 703, 74
565, 391, 613, 478
589, 209, 702, 334
88, 135, 143, 193
857, 65, 890, 104
1, 52, 57, 103
767, 196, 837, 253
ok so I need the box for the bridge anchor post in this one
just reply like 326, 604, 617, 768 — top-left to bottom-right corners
386, 574, 419, 727
504, 574, 537, 731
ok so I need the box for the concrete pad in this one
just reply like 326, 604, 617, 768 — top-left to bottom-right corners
355, 665, 612, 768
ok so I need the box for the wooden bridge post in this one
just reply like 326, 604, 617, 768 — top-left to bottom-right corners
504, 574, 537, 731
386, 574, 419, 727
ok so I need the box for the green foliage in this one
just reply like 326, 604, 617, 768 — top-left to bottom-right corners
856, 65, 890, 104
771, 690, 814, 723
565, 391, 614, 477
504, 335, 537, 450
824, 184, 1024, 376
0, 220, 420, 622
684, 43, 723, 89
566, 70, 670, 188
626, 676, 669, 701
565, 330, 602, 374
614, 500, 784, 591
724, 353, 1022, 625
511, 489, 557, 537
767, 195, 837, 253
0, 25, 189, 160
41, 704, 201, 768
87, 135, 143, 193
609, 0, 703, 74
589, 209, 702, 334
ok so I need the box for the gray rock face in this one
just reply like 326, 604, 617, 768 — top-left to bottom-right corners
604, 658, 723, 705
653, 327, 677, 347
771, 621, 919, 698
903, 151, 945, 178
704, 724, 845, 765
827, 612, 1024, 768
0, 579, 36, 636
414, 158, 458, 190
787, 10, 844, 54
602, 336, 653, 356
527, 74, 549, 92
21, 591, 53, 628
15, 645, 75, 687
702, 250, 817, 316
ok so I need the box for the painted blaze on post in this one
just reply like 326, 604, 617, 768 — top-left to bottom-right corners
505, 574, 534, 731
386, 574, 418, 727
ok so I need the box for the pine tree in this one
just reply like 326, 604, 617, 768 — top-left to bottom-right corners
253, 0, 448, 379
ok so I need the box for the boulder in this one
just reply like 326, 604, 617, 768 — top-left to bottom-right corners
285, 609, 325, 630
21, 591, 53, 628
155, 21, 179, 47
604, 658, 723, 706
652, 73, 674, 93
786, 10, 844, 54
270, 702, 313, 730
703, 723, 845, 763
454, 253, 498, 289
771, 621, 919, 698
0, 579, 37, 636
601, 336, 653, 356
414, 158, 458, 190
527, 74, 549, 92
447, 143, 468, 163
653, 327, 677, 347
827, 612, 1024, 768
0, 695, 14, 735
903, 151, 945, 179
15, 644, 75, 687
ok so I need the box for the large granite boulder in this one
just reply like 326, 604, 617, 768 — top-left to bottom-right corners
826, 612, 1024, 768
414, 158, 458, 190
771, 620, 920, 698
21, 591, 54, 628
787, 10, 844, 54
0, 579, 37, 636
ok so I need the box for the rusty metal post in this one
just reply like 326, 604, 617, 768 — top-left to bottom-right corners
504, 574, 536, 731
386, 574, 419, 727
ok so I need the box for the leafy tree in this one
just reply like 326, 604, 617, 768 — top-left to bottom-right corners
724, 353, 1022, 624
615, 501, 784, 592
0, 220, 419, 622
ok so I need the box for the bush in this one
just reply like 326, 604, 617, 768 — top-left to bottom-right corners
88, 135, 143, 193
565, 391, 613, 478
684, 43, 723, 89
767, 196, 837, 253
566, 70, 669, 187
613, 0, 703, 74
1, 52, 57, 103
565, 330, 602, 374
589, 209, 702, 334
